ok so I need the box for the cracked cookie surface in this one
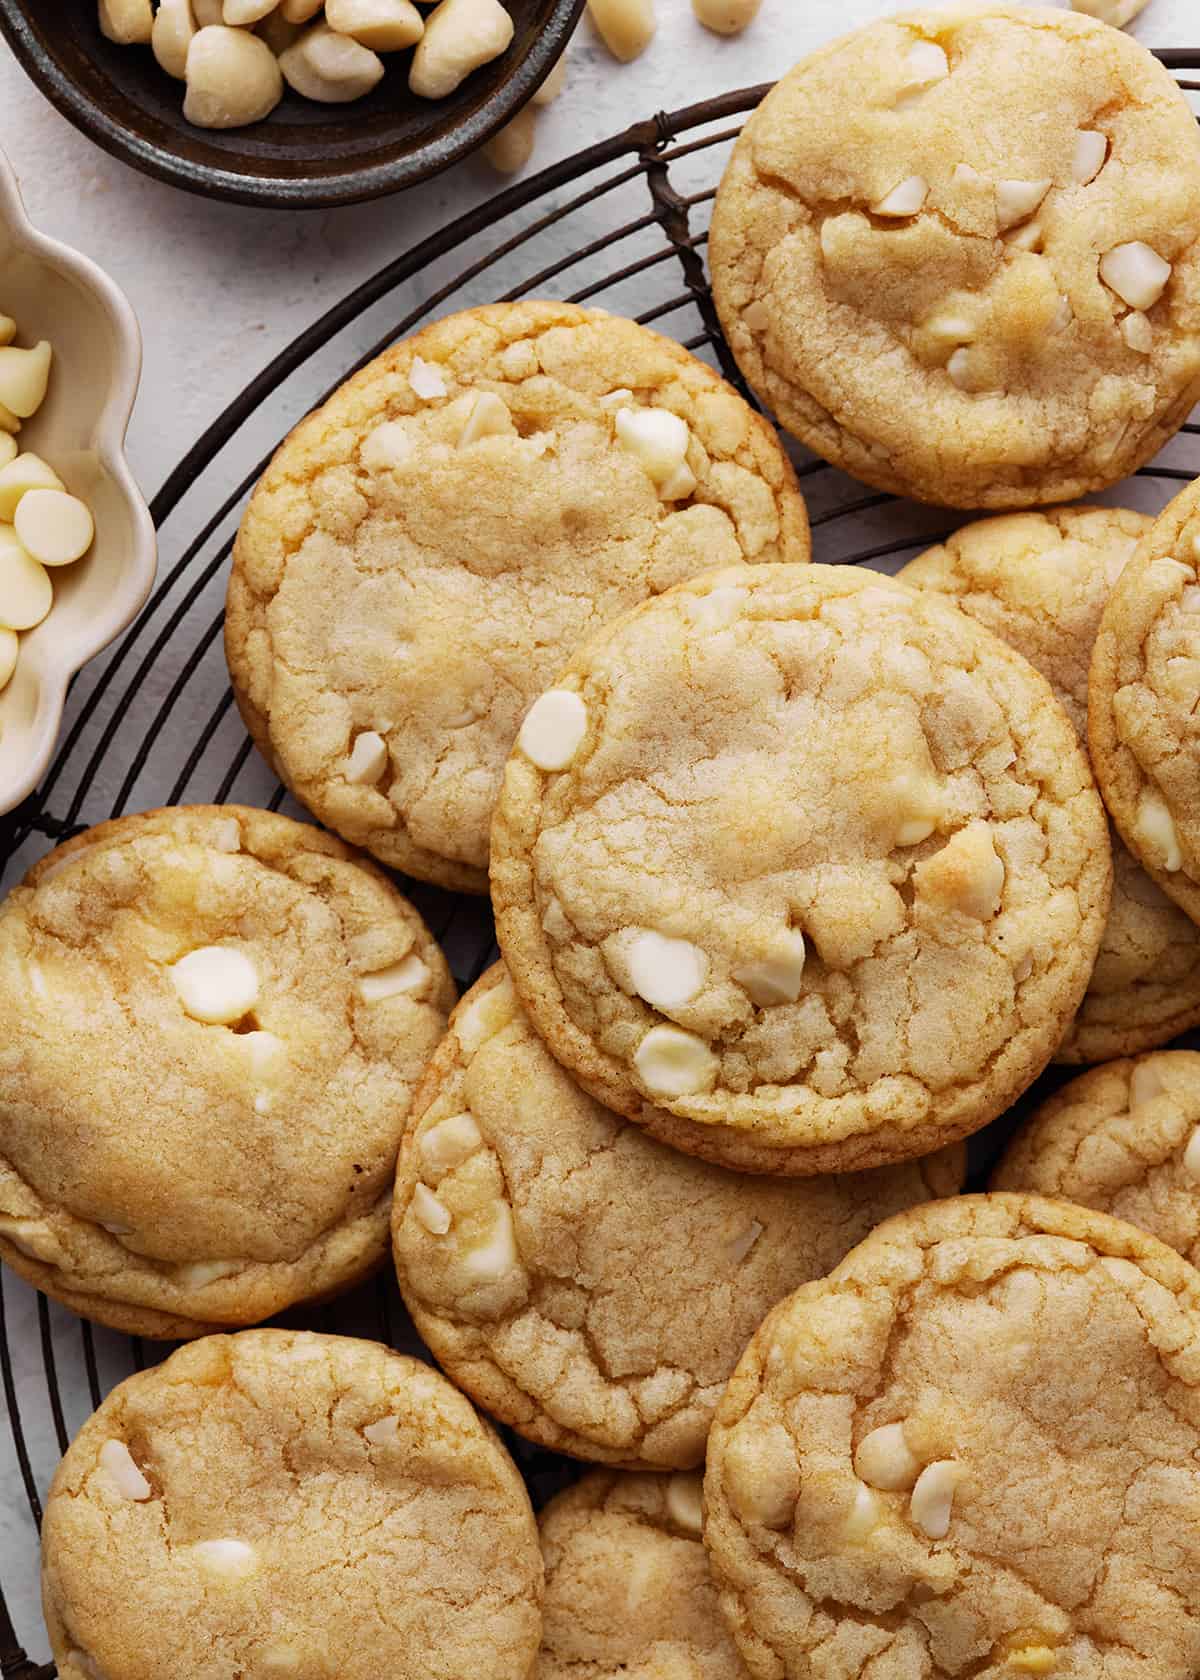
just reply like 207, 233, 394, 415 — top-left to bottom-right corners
709, 4, 1200, 509
1090, 478, 1200, 929
227, 301, 810, 893
41, 1329, 543, 1680
491, 563, 1111, 1175
0, 806, 454, 1338
702, 1193, 1200, 1680
900, 505, 1200, 1063
994, 1051, 1200, 1266
538, 1469, 746, 1679
392, 964, 965, 1470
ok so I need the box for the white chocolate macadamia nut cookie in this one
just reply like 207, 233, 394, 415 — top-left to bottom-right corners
41, 1330, 543, 1680
709, 4, 1200, 508
1090, 478, 1200, 930
538, 1470, 747, 1680
994, 1050, 1200, 1267
901, 506, 1200, 1064
703, 1194, 1200, 1680
0, 806, 454, 1338
393, 965, 964, 1470
227, 301, 810, 893
491, 563, 1111, 1175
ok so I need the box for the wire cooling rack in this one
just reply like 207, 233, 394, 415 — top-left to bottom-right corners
4, 60, 1200, 1674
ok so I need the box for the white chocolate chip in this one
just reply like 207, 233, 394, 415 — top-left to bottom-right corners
665, 1473, 703, 1532
458, 390, 515, 445
242, 1029, 285, 1082
0, 1217, 62, 1263
925, 312, 975, 345
357, 953, 431, 1001
0, 533, 51, 632
734, 929, 807, 1007
190, 1539, 258, 1579
99, 1439, 152, 1501
872, 175, 928, 217
420, 1112, 483, 1174
914, 822, 1004, 920
1005, 218, 1044, 253
599, 387, 634, 409
586, 0, 654, 62
1184, 1126, 1200, 1183
279, 23, 384, 102
185, 27, 284, 126
947, 347, 974, 391
0, 342, 50, 420
170, 946, 259, 1025
1100, 242, 1171, 312
409, 0, 514, 97
1135, 788, 1182, 873
412, 1183, 452, 1235
658, 461, 698, 502
627, 929, 707, 1010
100, 0, 154, 41
1162, 651, 1200, 702
1130, 1059, 1166, 1108
174, 1259, 242, 1288
361, 421, 415, 471
455, 981, 515, 1053
725, 1220, 764, 1265
899, 38, 948, 96
614, 406, 691, 490
843, 1482, 882, 1543
211, 817, 241, 852
13, 489, 93, 567
1071, 129, 1107, 185
461, 1203, 518, 1281
325, 0, 424, 50
1121, 311, 1153, 354
1008, 1648, 1059, 1676
686, 585, 747, 629
633, 1025, 718, 1098
344, 730, 389, 784
742, 300, 769, 333
408, 357, 447, 400
910, 1461, 962, 1539
995, 178, 1050, 231
518, 689, 588, 771
363, 1415, 400, 1447
0, 452, 64, 521
855, 1422, 922, 1491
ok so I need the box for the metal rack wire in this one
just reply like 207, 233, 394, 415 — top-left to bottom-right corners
3, 60, 1200, 1674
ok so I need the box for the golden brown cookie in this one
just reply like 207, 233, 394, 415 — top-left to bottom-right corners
900, 505, 1200, 1062
393, 964, 965, 1470
703, 1193, 1200, 1680
538, 1469, 746, 1680
0, 805, 454, 1338
491, 563, 1111, 1175
41, 1330, 543, 1680
709, 4, 1200, 508
993, 1050, 1200, 1265
1090, 477, 1200, 929
227, 301, 810, 893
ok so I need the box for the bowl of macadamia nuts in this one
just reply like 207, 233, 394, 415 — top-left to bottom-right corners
0, 0, 584, 205
0, 146, 155, 819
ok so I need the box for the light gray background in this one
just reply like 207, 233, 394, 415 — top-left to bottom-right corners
0, 0, 1196, 1661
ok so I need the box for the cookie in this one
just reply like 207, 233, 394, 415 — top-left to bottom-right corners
0, 805, 454, 1338
227, 301, 810, 894
538, 1470, 745, 1680
1090, 478, 1200, 929
709, 4, 1200, 509
703, 1193, 1200, 1680
41, 1329, 543, 1680
900, 505, 1200, 1063
491, 562, 1111, 1175
393, 964, 965, 1470
993, 1051, 1200, 1266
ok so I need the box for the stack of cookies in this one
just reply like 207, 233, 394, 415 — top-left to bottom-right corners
12, 5, 1200, 1677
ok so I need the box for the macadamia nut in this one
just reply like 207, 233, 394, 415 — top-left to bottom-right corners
184, 26, 285, 126
410, 0, 514, 99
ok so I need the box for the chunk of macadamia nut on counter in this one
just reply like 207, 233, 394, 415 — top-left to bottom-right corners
0, 323, 95, 702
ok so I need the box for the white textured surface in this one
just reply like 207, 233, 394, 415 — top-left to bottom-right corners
0, 0, 1193, 1660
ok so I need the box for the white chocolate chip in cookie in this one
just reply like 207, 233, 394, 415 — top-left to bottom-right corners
1008, 1648, 1058, 1675
854, 1421, 922, 1491
723, 1420, 800, 1528
344, 730, 389, 785
1100, 242, 1171, 312
614, 407, 691, 492
174, 1259, 243, 1289
1130, 1060, 1166, 1108
357, 954, 431, 1002
420, 1111, 484, 1175
843, 1483, 882, 1543
872, 175, 928, 217
666, 1473, 704, 1533
898, 39, 948, 98
98, 1440, 152, 1502
412, 1183, 452, 1235
243, 1029, 285, 1083
947, 348, 975, 391
190, 1539, 258, 1580
890, 770, 942, 847
211, 818, 241, 853
634, 1025, 718, 1097
408, 356, 447, 400
363, 1415, 400, 1447
910, 1461, 962, 1539
685, 585, 748, 629
455, 982, 516, 1053
458, 390, 515, 446
169, 946, 260, 1025
725, 1219, 764, 1264
461, 1203, 519, 1281
734, 929, 807, 1007
1184, 1125, 1200, 1182
995, 178, 1050, 231
914, 822, 1004, 920
1122, 311, 1153, 354
1135, 788, 1182, 873
518, 689, 588, 771
1071, 129, 1108, 184
361, 421, 415, 472
627, 930, 708, 1010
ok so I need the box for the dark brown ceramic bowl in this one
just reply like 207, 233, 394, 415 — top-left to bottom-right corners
0, 0, 584, 207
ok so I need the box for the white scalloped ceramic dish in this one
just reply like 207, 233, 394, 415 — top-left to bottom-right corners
0, 146, 155, 819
